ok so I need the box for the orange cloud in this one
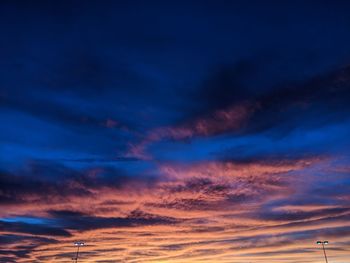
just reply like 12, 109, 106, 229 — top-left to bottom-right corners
2, 157, 350, 262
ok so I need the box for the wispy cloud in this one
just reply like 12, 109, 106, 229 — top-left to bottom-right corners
2, 1, 350, 262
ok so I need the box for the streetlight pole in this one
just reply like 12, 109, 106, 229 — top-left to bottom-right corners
316, 241, 329, 263
73, 242, 85, 263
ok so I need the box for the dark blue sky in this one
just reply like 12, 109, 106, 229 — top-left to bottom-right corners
1, 1, 350, 262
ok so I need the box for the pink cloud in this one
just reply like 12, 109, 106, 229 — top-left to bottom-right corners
3, 157, 350, 263
126, 102, 257, 159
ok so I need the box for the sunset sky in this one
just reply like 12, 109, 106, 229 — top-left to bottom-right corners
1, 1, 350, 262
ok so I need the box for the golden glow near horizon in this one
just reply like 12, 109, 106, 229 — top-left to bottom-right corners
1, 157, 350, 262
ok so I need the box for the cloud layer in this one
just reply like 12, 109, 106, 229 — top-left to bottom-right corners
1, 1, 350, 262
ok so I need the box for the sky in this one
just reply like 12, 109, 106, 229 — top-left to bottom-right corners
1, 1, 350, 262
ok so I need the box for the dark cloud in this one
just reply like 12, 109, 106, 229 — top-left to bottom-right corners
190, 60, 258, 115
0, 162, 157, 205
48, 209, 179, 231
0, 256, 16, 263
168, 177, 231, 195
0, 168, 91, 204
59, 157, 141, 163
191, 64, 350, 138
0, 234, 58, 261
0, 94, 136, 140
247, 65, 350, 134
149, 198, 215, 211
257, 207, 350, 222
0, 220, 71, 237
261, 213, 350, 232
0, 234, 55, 248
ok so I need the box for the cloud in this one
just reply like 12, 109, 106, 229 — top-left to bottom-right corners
0, 234, 58, 262
1, 156, 349, 262
257, 207, 350, 222
1, 3, 350, 261
126, 102, 256, 159
46, 209, 179, 232
0, 162, 158, 215
127, 65, 350, 160
0, 220, 71, 237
